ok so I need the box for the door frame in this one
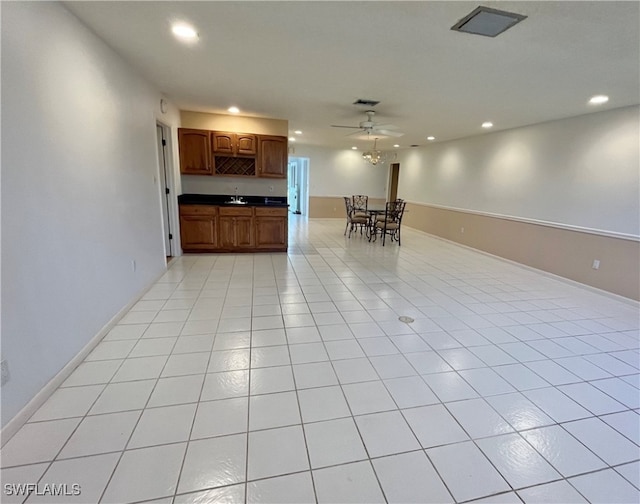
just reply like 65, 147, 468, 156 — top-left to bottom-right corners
156, 122, 178, 259
387, 162, 400, 201
287, 156, 310, 216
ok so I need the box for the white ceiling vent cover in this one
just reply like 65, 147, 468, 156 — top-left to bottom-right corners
451, 6, 527, 37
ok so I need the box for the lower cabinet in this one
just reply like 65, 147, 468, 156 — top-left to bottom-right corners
255, 207, 288, 249
219, 207, 254, 249
179, 206, 217, 251
180, 204, 287, 252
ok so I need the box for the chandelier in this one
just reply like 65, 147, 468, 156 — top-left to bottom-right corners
362, 137, 384, 165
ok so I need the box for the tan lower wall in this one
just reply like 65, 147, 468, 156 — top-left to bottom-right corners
309, 196, 386, 218
403, 202, 640, 301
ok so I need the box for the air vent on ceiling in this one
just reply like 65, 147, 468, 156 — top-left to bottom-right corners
451, 6, 526, 37
353, 99, 380, 107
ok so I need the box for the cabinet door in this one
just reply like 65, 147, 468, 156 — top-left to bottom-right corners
212, 132, 235, 155
258, 136, 287, 178
179, 129, 212, 175
255, 217, 287, 249
236, 134, 257, 156
180, 215, 217, 250
235, 217, 255, 248
218, 216, 236, 248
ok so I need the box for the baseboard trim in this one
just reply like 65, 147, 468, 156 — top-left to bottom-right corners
1, 268, 168, 446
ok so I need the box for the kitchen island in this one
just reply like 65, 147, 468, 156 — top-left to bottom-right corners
178, 194, 288, 253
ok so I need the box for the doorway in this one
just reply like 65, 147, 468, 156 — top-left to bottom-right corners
156, 123, 174, 258
388, 162, 400, 201
287, 157, 309, 216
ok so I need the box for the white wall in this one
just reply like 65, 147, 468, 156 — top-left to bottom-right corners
181, 175, 287, 197
396, 106, 640, 236
1, 2, 178, 426
293, 145, 389, 198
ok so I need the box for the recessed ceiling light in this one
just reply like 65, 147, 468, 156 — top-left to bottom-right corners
352, 146, 358, 150
289, 137, 296, 142
294, 130, 302, 135
427, 136, 436, 141
393, 144, 400, 148
171, 23, 198, 41
227, 106, 240, 114
482, 122, 494, 128
589, 95, 609, 105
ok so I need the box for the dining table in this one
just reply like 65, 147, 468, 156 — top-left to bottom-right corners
365, 205, 386, 240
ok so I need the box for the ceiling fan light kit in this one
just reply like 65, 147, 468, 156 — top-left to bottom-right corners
331, 110, 405, 138
333, 104, 402, 163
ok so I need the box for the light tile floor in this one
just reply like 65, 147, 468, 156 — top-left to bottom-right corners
1, 217, 639, 503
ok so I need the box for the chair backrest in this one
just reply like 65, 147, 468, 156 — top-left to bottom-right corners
385, 199, 406, 222
343, 196, 354, 216
352, 195, 368, 211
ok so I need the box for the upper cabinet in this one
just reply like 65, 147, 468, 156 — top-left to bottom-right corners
178, 129, 212, 175
258, 136, 288, 178
179, 128, 286, 178
212, 132, 257, 157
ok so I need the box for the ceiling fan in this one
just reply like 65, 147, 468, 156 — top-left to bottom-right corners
331, 110, 404, 138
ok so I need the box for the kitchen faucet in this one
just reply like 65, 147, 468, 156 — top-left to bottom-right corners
231, 187, 244, 203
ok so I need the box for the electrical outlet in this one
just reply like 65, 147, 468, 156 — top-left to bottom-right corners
1, 360, 10, 387
461, 227, 465, 234
269, 185, 274, 193
592, 259, 600, 270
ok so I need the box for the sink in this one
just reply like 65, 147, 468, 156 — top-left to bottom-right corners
227, 199, 247, 205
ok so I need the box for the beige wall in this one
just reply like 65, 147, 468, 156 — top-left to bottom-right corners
309, 196, 386, 218
404, 202, 640, 301
180, 111, 287, 136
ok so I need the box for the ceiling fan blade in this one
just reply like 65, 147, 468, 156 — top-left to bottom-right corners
331, 124, 361, 129
373, 123, 399, 130
346, 129, 367, 137
374, 129, 404, 137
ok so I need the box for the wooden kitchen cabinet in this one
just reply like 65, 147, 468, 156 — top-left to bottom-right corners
179, 205, 218, 251
258, 136, 287, 178
255, 207, 288, 249
179, 128, 286, 178
218, 207, 254, 249
212, 132, 257, 156
178, 129, 213, 175
180, 204, 287, 252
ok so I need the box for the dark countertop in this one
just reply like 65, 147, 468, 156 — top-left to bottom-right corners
178, 193, 288, 207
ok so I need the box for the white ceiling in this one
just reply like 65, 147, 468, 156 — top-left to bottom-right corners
65, 1, 639, 151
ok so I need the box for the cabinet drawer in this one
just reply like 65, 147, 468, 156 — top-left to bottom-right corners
219, 206, 254, 217
255, 207, 288, 217
179, 205, 217, 216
